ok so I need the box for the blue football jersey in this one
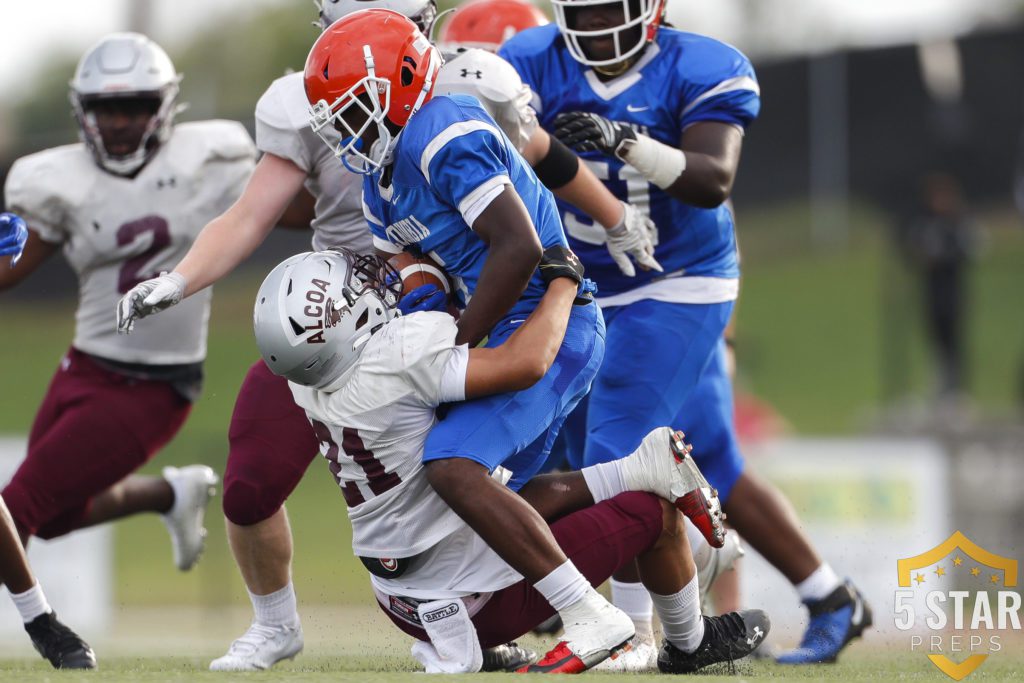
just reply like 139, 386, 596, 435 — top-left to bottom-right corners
500, 25, 761, 296
364, 94, 567, 319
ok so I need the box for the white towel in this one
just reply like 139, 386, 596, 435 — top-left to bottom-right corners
410, 598, 483, 673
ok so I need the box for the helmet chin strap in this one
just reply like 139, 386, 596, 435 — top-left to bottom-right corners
593, 54, 639, 77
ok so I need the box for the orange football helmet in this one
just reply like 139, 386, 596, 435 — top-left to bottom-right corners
305, 9, 442, 173
439, 0, 549, 53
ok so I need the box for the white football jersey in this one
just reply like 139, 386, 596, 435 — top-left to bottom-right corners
289, 312, 522, 599
255, 72, 371, 253
5, 120, 255, 364
436, 49, 539, 153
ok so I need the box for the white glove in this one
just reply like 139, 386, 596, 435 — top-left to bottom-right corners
116, 271, 187, 334
606, 202, 662, 277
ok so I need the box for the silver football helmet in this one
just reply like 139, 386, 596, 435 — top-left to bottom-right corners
316, 0, 438, 33
253, 249, 402, 389
70, 33, 182, 176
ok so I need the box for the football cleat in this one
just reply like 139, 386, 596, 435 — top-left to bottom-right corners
621, 427, 727, 547
775, 581, 872, 664
518, 591, 634, 673
209, 622, 304, 671
696, 529, 745, 613
594, 628, 657, 672
161, 465, 218, 571
482, 642, 537, 671
657, 609, 771, 674
25, 612, 97, 670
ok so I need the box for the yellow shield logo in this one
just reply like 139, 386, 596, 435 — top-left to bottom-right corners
896, 531, 1018, 680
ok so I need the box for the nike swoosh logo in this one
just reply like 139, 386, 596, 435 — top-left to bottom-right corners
626, 104, 649, 113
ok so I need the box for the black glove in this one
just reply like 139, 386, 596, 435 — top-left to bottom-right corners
553, 111, 637, 158
538, 245, 585, 286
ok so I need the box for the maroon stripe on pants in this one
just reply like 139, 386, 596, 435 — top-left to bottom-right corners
378, 491, 664, 647
222, 360, 320, 525
2, 348, 190, 539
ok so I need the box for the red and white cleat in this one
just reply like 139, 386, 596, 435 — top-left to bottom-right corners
519, 591, 634, 674
621, 427, 727, 548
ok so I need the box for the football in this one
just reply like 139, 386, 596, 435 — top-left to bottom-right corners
389, 251, 452, 299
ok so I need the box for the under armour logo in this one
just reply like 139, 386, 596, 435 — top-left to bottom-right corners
460, 68, 483, 79
746, 626, 764, 646
156, 177, 177, 189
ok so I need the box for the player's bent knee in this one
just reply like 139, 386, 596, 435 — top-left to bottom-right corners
222, 477, 283, 526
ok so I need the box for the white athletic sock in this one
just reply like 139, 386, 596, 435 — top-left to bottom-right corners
651, 574, 704, 653
10, 582, 51, 624
534, 560, 591, 611
581, 460, 628, 503
610, 579, 654, 638
249, 583, 299, 628
795, 563, 841, 602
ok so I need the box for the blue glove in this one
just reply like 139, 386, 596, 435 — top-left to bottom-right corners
398, 284, 447, 316
0, 212, 29, 267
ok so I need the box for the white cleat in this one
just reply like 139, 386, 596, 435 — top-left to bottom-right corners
161, 465, 218, 571
594, 629, 658, 672
621, 427, 727, 548
697, 529, 744, 613
209, 622, 304, 671
521, 590, 635, 673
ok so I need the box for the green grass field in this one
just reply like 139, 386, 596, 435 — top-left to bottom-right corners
1, 655, 1022, 682
2, 637, 1023, 682
1, 603, 1022, 681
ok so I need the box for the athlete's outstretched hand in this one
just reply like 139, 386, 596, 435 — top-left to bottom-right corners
607, 202, 662, 277
398, 284, 447, 316
553, 111, 637, 158
116, 271, 187, 334
0, 212, 29, 267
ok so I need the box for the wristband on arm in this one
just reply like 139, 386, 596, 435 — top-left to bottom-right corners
618, 133, 687, 190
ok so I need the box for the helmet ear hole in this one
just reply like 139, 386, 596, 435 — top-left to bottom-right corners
355, 307, 370, 330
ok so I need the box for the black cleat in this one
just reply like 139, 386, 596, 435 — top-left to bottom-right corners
657, 609, 770, 674
481, 641, 538, 671
25, 611, 97, 670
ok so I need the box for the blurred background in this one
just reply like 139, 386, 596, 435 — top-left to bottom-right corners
0, 0, 1022, 660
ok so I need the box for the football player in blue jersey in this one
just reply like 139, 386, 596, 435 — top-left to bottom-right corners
499, 0, 871, 669
301, 9, 730, 672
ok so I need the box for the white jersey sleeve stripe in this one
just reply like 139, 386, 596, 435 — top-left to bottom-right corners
680, 76, 761, 118
362, 196, 384, 228
457, 174, 511, 228
419, 120, 504, 184
373, 235, 402, 254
